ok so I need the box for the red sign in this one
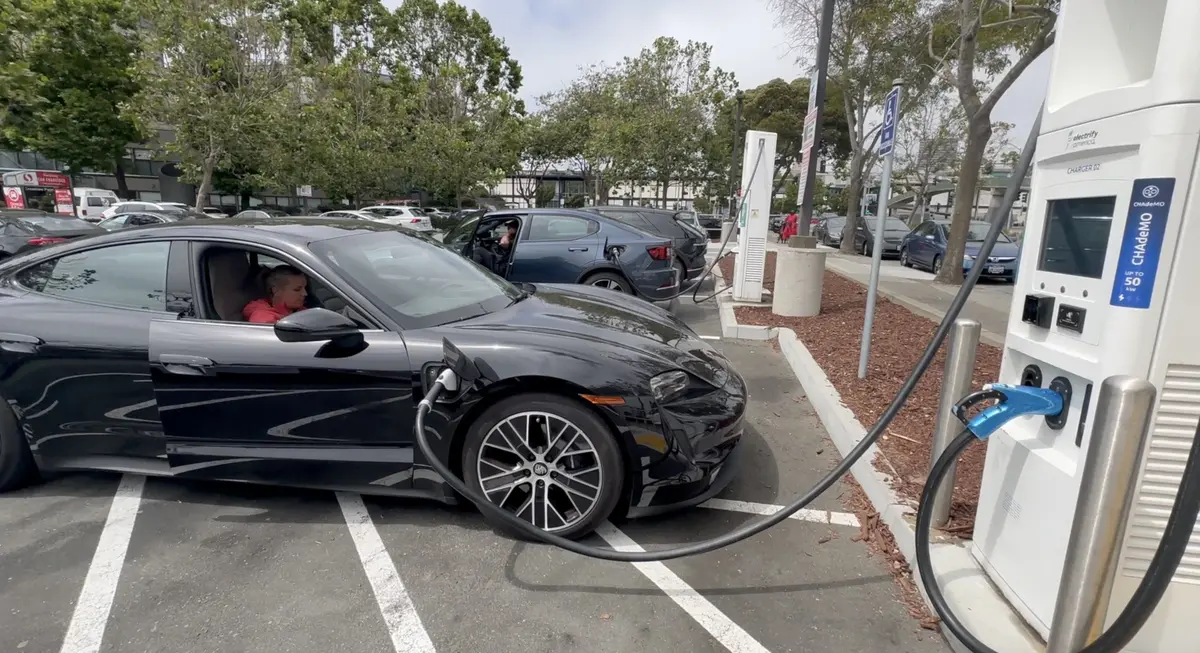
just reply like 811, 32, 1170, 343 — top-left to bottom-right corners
54, 189, 74, 215
4, 187, 24, 209
36, 171, 71, 188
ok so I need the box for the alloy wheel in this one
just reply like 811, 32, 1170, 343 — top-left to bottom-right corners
900, 250, 909, 267
933, 256, 942, 273
475, 411, 604, 533
591, 278, 625, 292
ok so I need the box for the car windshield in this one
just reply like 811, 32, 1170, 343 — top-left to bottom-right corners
882, 218, 910, 233
966, 222, 1011, 242
310, 230, 522, 328
825, 218, 846, 230
366, 207, 405, 216
18, 215, 93, 232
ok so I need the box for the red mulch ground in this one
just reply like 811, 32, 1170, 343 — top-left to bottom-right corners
717, 252, 1001, 539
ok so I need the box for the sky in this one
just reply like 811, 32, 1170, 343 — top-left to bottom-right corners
440, 0, 1052, 146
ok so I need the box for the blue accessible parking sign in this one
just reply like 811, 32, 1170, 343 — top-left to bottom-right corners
1109, 177, 1176, 309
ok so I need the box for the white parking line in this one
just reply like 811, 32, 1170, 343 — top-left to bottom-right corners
596, 522, 771, 653
337, 492, 437, 653
700, 498, 860, 528
60, 473, 145, 653
698, 335, 722, 340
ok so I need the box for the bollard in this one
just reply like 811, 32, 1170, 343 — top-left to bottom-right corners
1045, 375, 1157, 653
720, 220, 734, 245
929, 318, 980, 528
771, 247, 828, 317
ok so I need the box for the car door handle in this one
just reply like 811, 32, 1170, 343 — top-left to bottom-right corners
0, 332, 42, 354
159, 353, 213, 376
567, 247, 589, 252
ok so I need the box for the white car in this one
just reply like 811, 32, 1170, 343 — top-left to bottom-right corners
98, 201, 167, 220
319, 209, 391, 223
358, 205, 433, 232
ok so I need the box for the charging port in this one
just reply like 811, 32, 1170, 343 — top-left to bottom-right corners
1046, 377, 1073, 430
1021, 364, 1043, 388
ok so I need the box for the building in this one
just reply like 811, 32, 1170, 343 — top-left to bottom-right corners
487, 168, 709, 210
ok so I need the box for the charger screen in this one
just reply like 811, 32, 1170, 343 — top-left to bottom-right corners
1038, 196, 1117, 278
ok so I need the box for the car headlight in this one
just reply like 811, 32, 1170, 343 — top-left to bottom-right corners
649, 370, 690, 404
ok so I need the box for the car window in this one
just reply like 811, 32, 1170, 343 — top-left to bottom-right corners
86, 197, 105, 207
444, 216, 480, 246
527, 214, 597, 241
15, 241, 170, 311
127, 214, 161, 226
3, 221, 29, 236
18, 215, 93, 232
98, 216, 128, 229
311, 230, 521, 328
598, 210, 655, 234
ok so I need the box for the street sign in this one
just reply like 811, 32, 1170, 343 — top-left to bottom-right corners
879, 87, 900, 156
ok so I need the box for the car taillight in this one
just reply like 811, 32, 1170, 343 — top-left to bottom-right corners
28, 237, 67, 246
647, 245, 672, 261
410, 218, 421, 223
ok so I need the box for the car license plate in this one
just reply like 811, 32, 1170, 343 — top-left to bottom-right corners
987, 265, 1004, 274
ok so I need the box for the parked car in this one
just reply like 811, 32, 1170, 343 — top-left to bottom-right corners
319, 209, 390, 223
441, 208, 678, 301
99, 201, 165, 220
697, 213, 722, 240
231, 208, 288, 219
72, 187, 119, 222
581, 205, 708, 283
97, 210, 206, 231
1, 210, 104, 259
812, 216, 846, 247
900, 219, 1021, 281
851, 216, 912, 258
359, 205, 434, 232
0, 218, 744, 538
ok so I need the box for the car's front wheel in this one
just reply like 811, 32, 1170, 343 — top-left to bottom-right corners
462, 393, 624, 540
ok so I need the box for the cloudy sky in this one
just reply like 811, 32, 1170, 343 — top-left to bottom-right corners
445, 0, 1052, 145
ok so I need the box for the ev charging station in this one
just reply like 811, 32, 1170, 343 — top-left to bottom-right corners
972, 1, 1200, 649
732, 129, 776, 303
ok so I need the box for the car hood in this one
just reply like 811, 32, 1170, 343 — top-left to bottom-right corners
445, 283, 733, 385
965, 241, 1020, 258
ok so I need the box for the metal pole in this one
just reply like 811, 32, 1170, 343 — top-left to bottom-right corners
729, 91, 745, 220
929, 318, 980, 528
797, 0, 835, 237
1045, 375, 1158, 653
858, 79, 903, 379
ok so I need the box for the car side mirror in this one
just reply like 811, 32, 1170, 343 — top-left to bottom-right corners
275, 308, 361, 344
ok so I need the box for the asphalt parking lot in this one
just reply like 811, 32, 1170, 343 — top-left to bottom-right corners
0, 272, 947, 653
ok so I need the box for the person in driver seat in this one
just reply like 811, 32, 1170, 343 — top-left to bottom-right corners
244, 265, 308, 323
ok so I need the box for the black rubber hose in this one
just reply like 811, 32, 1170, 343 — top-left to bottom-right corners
916, 425, 1200, 653
410, 106, 1044, 563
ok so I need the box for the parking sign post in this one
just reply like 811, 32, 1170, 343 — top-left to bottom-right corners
858, 80, 903, 380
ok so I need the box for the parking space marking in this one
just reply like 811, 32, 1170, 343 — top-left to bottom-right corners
337, 492, 437, 653
701, 498, 860, 528
59, 473, 144, 653
595, 522, 771, 653
698, 335, 722, 340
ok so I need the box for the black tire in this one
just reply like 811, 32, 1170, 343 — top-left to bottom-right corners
932, 255, 943, 274
583, 270, 632, 294
0, 398, 37, 492
673, 259, 687, 291
461, 392, 624, 540
860, 240, 870, 256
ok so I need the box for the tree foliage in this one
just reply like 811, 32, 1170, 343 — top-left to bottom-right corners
1, 0, 141, 181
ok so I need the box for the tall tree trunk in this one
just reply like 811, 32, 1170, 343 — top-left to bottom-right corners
113, 160, 130, 200
937, 118, 991, 284
194, 155, 217, 209
839, 149, 867, 254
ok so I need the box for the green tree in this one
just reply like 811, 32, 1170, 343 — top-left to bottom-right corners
133, 0, 298, 207
737, 77, 851, 198
927, 0, 1056, 284
537, 64, 622, 204
512, 112, 565, 206
0, 0, 141, 196
390, 0, 525, 206
608, 37, 737, 208
772, 0, 936, 252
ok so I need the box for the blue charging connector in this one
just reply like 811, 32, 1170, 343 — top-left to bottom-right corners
953, 383, 1067, 439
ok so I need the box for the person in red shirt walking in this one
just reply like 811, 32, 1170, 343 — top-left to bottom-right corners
779, 212, 799, 242
243, 265, 308, 323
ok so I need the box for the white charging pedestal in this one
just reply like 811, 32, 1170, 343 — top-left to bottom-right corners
972, 2, 1200, 650
732, 130, 777, 303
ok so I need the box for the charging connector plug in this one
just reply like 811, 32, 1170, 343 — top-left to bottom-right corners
953, 383, 1067, 439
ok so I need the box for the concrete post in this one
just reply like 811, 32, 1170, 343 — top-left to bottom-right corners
720, 220, 734, 245
772, 248, 828, 317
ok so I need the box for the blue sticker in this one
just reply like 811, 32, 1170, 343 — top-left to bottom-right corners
1110, 178, 1175, 309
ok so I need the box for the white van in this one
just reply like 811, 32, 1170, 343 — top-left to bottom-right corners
73, 187, 119, 222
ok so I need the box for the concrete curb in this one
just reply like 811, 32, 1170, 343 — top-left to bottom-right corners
709, 260, 777, 341
711, 274, 1043, 653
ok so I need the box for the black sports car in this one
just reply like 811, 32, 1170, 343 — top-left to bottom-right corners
0, 217, 746, 538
